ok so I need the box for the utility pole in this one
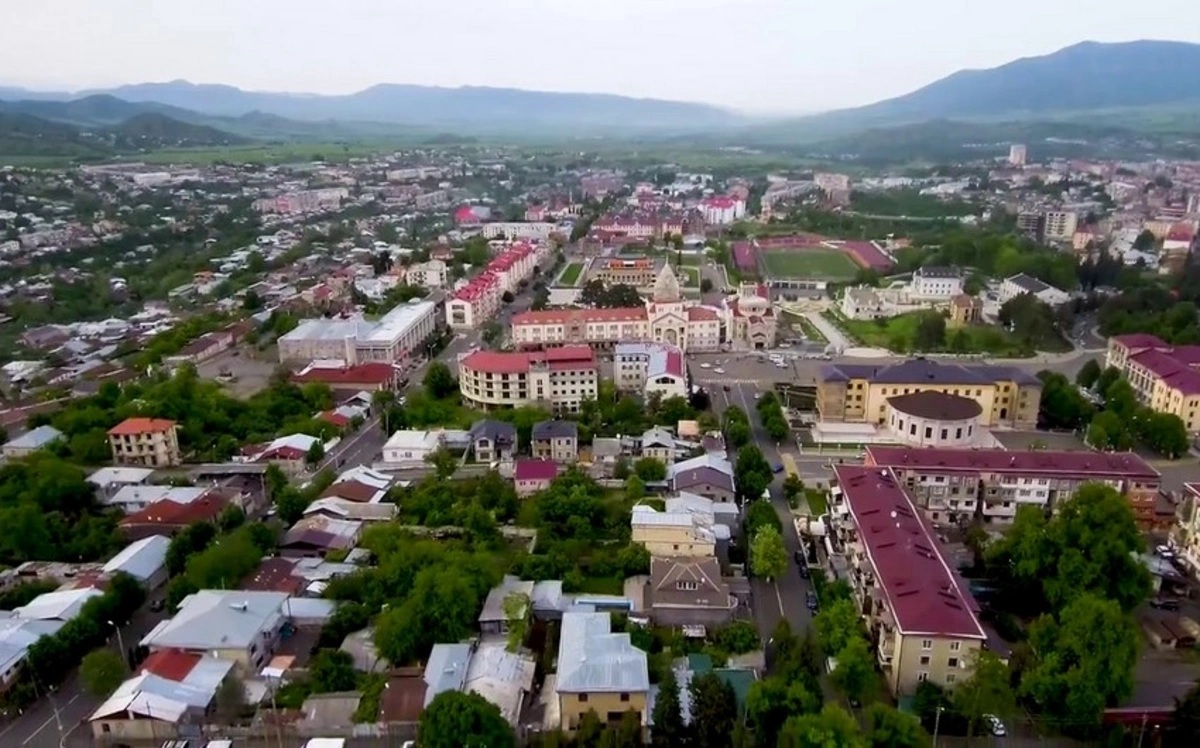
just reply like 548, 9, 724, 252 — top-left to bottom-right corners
932, 705, 944, 748
1136, 713, 1148, 748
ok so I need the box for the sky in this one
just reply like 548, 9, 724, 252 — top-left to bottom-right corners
2, 0, 1198, 115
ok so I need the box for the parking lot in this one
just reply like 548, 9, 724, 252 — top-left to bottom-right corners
196, 346, 279, 397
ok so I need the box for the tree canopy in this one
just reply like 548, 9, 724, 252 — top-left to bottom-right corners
418, 691, 515, 748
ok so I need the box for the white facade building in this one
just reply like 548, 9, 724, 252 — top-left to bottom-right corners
999, 274, 1070, 307
382, 430, 445, 464
480, 222, 558, 240
1043, 211, 1078, 242
279, 299, 438, 364
406, 260, 448, 289
613, 343, 688, 400
910, 266, 964, 299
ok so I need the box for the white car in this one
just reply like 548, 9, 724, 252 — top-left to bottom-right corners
714, 367, 726, 375
984, 714, 1006, 737
700, 362, 712, 369
776, 362, 789, 369
1156, 544, 1175, 559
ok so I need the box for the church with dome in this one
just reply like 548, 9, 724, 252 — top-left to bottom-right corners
510, 263, 777, 352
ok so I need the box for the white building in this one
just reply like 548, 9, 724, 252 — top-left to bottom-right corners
459, 347, 599, 413
1008, 144, 1027, 167
910, 266, 964, 300
699, 197, 745, 225
480, 222, 558, 240
1043, 211, 1078, 242
841, 287, 887, 320
999, 273, 1070, 306
447, 242, 546, 331
253, 188, 349, 215
279, 299, 438, 364
614, 342, 688, 400
406, 260, 449, 289
382, 430, 445, 465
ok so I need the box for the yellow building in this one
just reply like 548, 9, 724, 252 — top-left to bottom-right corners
107, 417, 181, 468
631, 506, 716, 557
817, 359, 1040, 429
556, 611, 649, 732
1106, 334, 1200, 432
948, 294, 983, 327
830, 466, 987, 697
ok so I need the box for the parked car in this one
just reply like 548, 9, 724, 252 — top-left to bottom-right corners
149, 598, 165, 612
984, 714, 1006, 737
1151, 597, 1181, 611
805, 591, 819, 611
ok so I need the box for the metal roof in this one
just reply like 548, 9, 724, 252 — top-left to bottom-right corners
556, 612, 649, 693
102, 535, 169, 582
140, 590, 289, 651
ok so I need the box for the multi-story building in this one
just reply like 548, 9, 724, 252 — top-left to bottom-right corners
108, 418, 181, 468
613, 342, 688, 400
510, 265, 724, 352
458, 346, 599, 413
829, 465, 987, 697
1172, 483, 1200, 575
910, 266, 963, 299
998, 273, 1070, 306
446, 242, 546, 330
1106, 334, 1200, 432
817, 359, 1041, 429
814, 173, 852, 193
1015, 211, 1043, 239
252, 188, 349, 215
631, 505, 716, 557
593, 256, 659, 287
1008, 144, 1027, 166
725, 283, 777, 350
699, 196, 745, 225
864, 446, 1162, 527
841, 287, 886, 320
1043, 211, 1078, 242
405, 260, 448, 289
279, 300, 438, 365
480, 222, 559, 241
948, 294, 983, 327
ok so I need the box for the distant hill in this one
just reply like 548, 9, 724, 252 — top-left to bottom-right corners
743, 40, 1200, 144
0, 94, 200, 126
0, 110, 248, 159
70, 80, 744, 133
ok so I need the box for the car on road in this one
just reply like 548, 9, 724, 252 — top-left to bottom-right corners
805, 591, 819, 611
1156, 544, 1175, 559
714, 367, 726, 374
150, 598, 165, 612
700, 362, 712, 369
1150, 597, 1181, 611
984, 714, 1006, 737
772, 462, 784, 473
723, 384, 731, 392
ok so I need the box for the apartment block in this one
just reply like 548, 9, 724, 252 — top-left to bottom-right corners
107, 418, 181, 468
864, 446, 1162, 527
829, 465, 986, 697
1106, 334, 1200, 432
458, 346, 599, 413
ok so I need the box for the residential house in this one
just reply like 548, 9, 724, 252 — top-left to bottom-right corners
88, 650, 236, 742
139, 590, 289, 670
631, 505, 716, 557
998, 273, 1070, 306
104, 485, 208, 514
668, 454, 736, 502
644, 557, 737, 627
118, 491, 231, 541
423, 640, 536, 727
948, 295, 983, 327
0, 616, 63, 692
532, 420, 579, 463
102, 535, 170, 590
2, 425, 63, 459
382, 430, 444, 465
320, 465, 393, 504
107, 417, 181, 468
640, 428, 677, 466
280, 516, 362, 558
555, 611, 649, 731
241, 433, 326, 474
830, 466, 986, 697
469, 419, 518, 464
478, 576, 535, 637
87, 467, 155, 501
514, 459, 559, 497
15, 587, 104, 623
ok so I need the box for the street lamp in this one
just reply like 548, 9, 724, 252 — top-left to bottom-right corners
107, 620, 126, 664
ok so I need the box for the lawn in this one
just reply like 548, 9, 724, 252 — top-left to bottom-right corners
762, 249, 859, 280
838, 312, 1046, 357
679, 267, 700, 287
558, 262, 584, 286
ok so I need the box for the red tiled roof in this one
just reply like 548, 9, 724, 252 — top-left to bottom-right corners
687, 306, 719, 321
108, 417, 176, 436
318, 410, 352, 428
515, 458, 559, 482
292, 363, 396, 386
1130, 349, 1200, 395
865, 446, 1160, 480
241, 558, 305, 594
120, 494, 229, 528
461, 346, 596, 375
834, 465, 985, 639
140, 649, 201, 682
512, 307, 648, 326
1111, 333, 1170, 350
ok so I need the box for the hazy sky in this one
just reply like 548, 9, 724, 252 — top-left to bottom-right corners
2, 0, 1197, 114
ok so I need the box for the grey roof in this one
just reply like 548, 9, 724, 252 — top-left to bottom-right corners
672, 467, 735, 494
641, 427, 675, 448
1007, 272, 1050, 294
102, 535, 169, 581
668, 454, 733, 480
591, 438, 623, 459
4, 425, 63, 450
532, 420, 578, 440
557, 611, 649, 693
479, 576, 535, 625
470, 419, 517, 447
821, 358, 1040, 387
140, 590, 288, 650
424, 642, 472, 706
915, 266, 961, 279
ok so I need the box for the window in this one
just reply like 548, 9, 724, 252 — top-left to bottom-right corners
676, 581, 699, 591
579, 694, 589, 703
921, 639, 933, 651
917, 672, 929, 683
620, 693, 630, 702
919, 655, 930, 665
948, 657, 959, 668
925, 426, 933, 439
949, 641, 961, 652
946, 673, 957, 684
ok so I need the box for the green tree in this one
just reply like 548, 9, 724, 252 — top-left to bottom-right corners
779, 704, 866, 748
913, 312, 946, 351
1168, 679, 1200, 747
309, 649, 357, 693
690, 672, 738, 748
423, 361, 458, 400
744, 500, 782, 538
1022, 593, 1140, 728
80, 648, 127, 697
633, 457, 667, 482
951, 650, 1016, 742
650, 669, 685, 747
1136, 411, 1189, 458
425, 446, 459, 480
503, 592, 530, 652
715, 621, 761, 655
214, 675, 247, 721
305, 439, 325, 467
750, 525, 787, 581
782, 474, 805, 505
831, 636, 875, 705
1036, 371, 1095, 430
747, 676, 822, 746
1133, 229, 1156, 250
734, 444, 772, 503
418, 691, 516, 748
625, 475, 646, 502
864, 703, 928, 748
814, 597, 862, 656
1076, 359, 1102, 390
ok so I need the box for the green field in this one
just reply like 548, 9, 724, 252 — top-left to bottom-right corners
763, 249, 859, 280
837, 311, 1047, 357
679, 267, 700, 287
559, 262, 584, 286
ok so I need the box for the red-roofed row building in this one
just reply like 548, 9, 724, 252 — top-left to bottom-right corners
864, 445, 1164, 528
699, 195, 746, 225
1106, 334, 1200, 434
830, 465, 987, 698
458, 346, 598, 413
445, 241, 548, 330
291, 361, 401, 392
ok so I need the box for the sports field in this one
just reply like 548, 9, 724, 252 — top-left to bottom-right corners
762, 248, 859, 280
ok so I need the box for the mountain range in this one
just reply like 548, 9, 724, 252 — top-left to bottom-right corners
2, 40, 1200, 158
